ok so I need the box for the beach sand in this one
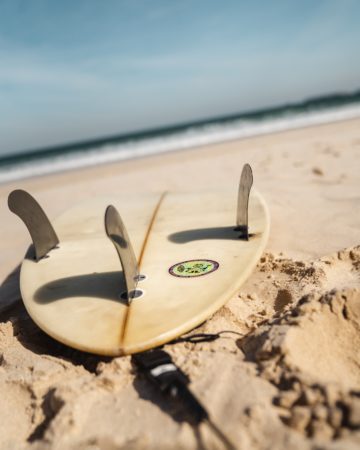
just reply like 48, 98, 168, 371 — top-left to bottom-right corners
0, 117, 359, 449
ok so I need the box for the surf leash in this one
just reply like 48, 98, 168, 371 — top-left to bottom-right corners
132, 349, 237, 450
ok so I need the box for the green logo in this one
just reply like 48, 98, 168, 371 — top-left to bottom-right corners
169, 259, 219, 278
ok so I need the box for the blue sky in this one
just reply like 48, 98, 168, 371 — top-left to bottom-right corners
1, 0, 360, 155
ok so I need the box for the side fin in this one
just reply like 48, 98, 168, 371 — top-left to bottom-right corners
8, 189, 59, 261
235, 164, 253, 240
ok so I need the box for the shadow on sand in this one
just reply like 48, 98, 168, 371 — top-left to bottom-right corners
0, 264, 112, 374
133, 375, 208, 450
0, 264, 22, 314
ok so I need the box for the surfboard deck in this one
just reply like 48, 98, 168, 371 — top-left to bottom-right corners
19, 188, 269, 355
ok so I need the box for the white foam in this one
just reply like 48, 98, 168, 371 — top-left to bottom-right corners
1, 103, 360, 184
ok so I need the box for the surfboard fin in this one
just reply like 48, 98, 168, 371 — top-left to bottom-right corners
104, 205, 141, 303
235, 163, 253, 240
8, 190, 59, 261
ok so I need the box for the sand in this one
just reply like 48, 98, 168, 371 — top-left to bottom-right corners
0, 117, 359, 449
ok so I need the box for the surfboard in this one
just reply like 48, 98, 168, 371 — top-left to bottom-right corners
9, 168, 270, 355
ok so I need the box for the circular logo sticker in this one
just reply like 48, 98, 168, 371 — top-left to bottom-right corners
169, 259, 219, 278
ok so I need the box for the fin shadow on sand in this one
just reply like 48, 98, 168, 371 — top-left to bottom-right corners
0, 264, 22, 315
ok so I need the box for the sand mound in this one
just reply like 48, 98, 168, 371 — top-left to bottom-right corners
241, 260, 360, 443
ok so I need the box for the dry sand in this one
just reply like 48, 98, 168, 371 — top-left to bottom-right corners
0, 118, 359, 449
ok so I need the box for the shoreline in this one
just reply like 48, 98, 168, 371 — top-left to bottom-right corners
1, 109, 360, 186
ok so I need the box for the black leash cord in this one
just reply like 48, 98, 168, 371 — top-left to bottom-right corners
172, 330, 244, 344
173, 332, 221, 343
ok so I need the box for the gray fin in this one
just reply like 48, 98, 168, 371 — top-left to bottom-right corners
235, 164, 253, 240
104, 205, 140, 303
8, 190, 59, 261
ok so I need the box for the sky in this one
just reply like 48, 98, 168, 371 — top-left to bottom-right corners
0, 0, 360, 156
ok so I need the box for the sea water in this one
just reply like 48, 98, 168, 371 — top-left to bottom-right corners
1, 92, 360, 184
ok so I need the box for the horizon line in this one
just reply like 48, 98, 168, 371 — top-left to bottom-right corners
1, 87, 359, 163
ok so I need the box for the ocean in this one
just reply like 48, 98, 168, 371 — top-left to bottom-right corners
1, 91, 360, 184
